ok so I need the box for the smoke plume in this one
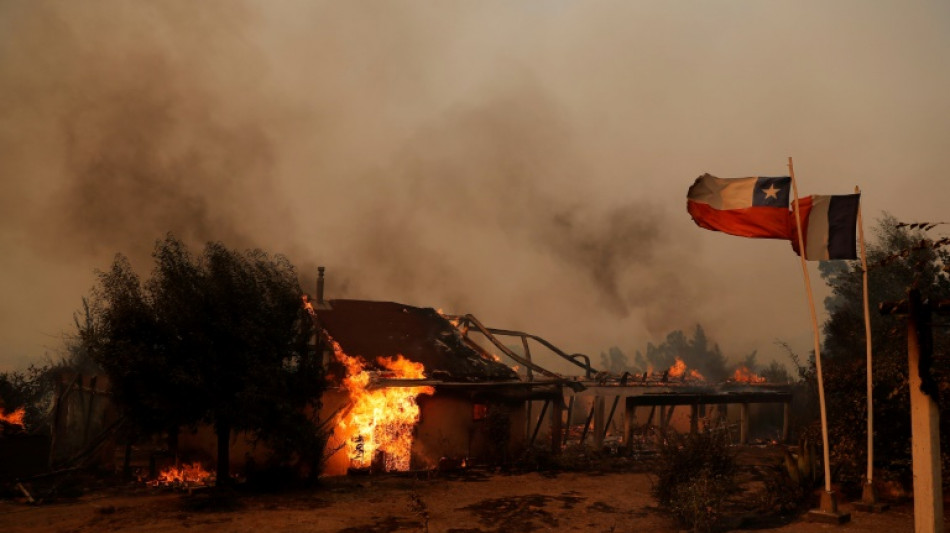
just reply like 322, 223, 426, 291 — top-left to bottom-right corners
0, 1, 770, 370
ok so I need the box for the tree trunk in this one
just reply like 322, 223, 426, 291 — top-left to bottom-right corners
123, 438, 134, 480
167, 426, 179, 463
216, 421, 231, 486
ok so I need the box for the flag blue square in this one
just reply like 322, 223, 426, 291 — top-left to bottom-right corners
752, 177, 791, 207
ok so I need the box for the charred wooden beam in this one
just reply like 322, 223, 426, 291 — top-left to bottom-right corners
563, 394, 575, 446
624, 391, 792, 406
528, 399, 550, 448
603, 395, 620, 441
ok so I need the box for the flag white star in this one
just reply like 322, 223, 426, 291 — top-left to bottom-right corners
761, 184, 781, 200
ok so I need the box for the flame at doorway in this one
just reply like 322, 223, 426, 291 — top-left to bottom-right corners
332, 342, 434, 472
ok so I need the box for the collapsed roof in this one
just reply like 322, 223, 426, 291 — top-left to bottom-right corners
315, 299, 519, 382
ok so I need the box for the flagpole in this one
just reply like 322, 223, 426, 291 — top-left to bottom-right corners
787, 157, 834, 496
856, 186, 873, 482
854, 185, 885, 511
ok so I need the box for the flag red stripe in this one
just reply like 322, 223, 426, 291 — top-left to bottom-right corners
687, 200, 793, 240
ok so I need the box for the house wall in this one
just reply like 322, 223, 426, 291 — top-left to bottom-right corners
412, 394, 526, 469
180, 388, 529, 477
320, 389, 354, 476
322, 391, 528, 475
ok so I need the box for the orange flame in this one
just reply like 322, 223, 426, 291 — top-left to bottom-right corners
436, 308, 462, 328
666, 358, 705, 381
0, 407, 25, 427
668, 358, 687, 378
333, 342, 434, 472
732, 366, 766, 383
151, 462, 213, 486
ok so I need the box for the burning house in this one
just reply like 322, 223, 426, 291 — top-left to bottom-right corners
314, 298, 565, 475
305, 263, 799, 475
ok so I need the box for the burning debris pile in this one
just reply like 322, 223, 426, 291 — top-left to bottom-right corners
664, 357, 705, 382
0, 407, 26, 436
148, 462, 215, 489
730, 365, 766, 384
598, 360, 771, 387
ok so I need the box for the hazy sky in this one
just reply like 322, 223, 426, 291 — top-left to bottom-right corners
1, 1, 948, 373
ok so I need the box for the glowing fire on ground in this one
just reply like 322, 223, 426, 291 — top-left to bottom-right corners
732, 366, 766, 383
0, 407, 25, 427
333, 342, 434, 472
149, 462, 214, 487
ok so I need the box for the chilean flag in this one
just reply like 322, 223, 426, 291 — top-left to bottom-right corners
790, 194, 861, 260
687, 173, 793, 239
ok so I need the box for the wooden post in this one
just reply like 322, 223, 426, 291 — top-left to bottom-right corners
782, 402, 791, 443
563, 395, 575, 445
526, 400, 533, 442
739, 403, 749, 445
655, 406, 668, 446
604, 395, 620, 441
623, 401, 636, 451
550, 389, 564, 455
907, 290, 943, 532
529, 399, 549, 448
593, 396, 605, 449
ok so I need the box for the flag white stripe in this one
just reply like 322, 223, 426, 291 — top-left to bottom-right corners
687, 175, 757, 210
805, 196, 832, 260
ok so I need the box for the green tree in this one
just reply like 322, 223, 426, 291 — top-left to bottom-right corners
815, 214, 950, 487
599, 346, 630, 374
759, 360, 792, 384
89, 235, 325, 482
0, 363, 58, 432
687, 325, 728, 381
637, 326, 728, 381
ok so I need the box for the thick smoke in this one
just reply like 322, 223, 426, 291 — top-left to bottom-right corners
308, 85, 700, 346
2, 2, 287, 262
0, 1, 707, 370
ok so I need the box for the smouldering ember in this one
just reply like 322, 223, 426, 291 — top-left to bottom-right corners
732, 365, 766, 383
436, 308, 463, 330
332, 341, 434, 472
149, 462, 214, 487
0, 407, 25, 427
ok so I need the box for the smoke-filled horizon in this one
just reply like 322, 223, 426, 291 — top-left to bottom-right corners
1, 1, 948, 373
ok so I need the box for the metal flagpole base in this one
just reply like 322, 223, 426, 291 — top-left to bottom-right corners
853, 481, 889, 513
807, 490, 852, 524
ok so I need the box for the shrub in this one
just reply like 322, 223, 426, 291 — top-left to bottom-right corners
651, 425, 737, 532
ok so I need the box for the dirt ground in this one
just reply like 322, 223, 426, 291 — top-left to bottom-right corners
1, 448, 946, 533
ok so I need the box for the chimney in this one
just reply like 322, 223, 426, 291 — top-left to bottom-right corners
316, 266, 325, 305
